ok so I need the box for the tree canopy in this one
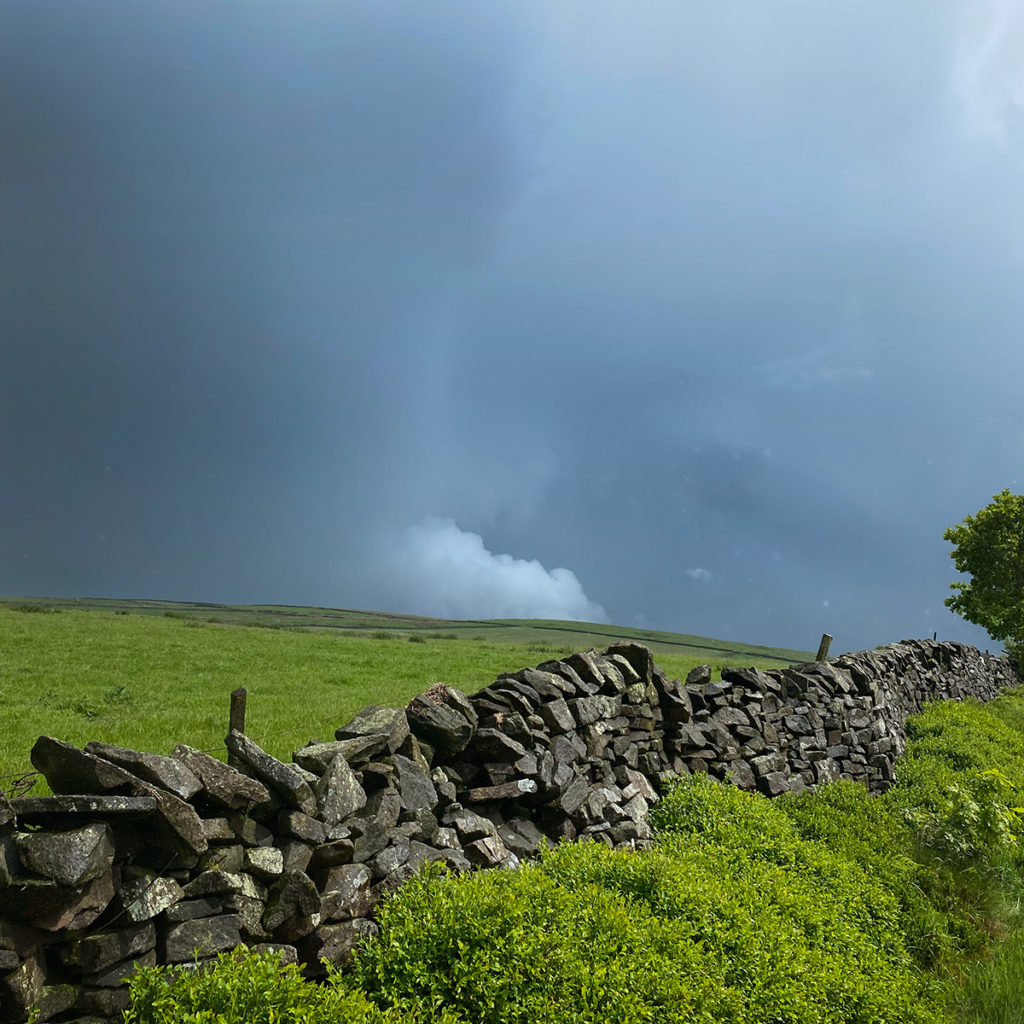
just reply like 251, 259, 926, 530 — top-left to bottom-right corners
944, 489, 1024, 650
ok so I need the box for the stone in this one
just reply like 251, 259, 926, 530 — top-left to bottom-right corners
497, 817, 544, 858
0, 869, 115, 931
263, 870, 320, 934
479, 710, 532, 746
290, 763, 319, 785
432, 826, 461, 850
85, 740, 202, 800
466, 778, 538, 803
164, 897, 223, 922
319, 863, 374, 921
554, 776, 589, 816
405, 840, 451, 872
225, 894, 269, 938
621, 794, 650, 822
249, 943, 299, 965
171, 744, 272, 809
335, 706, 409, 753
0, 795, 12, 830
309, 838, 355, 870
163, 915, 242, 963
84, 949, 156, 987
61, 922, 156, 975
465, 729, 527, 763
34, 982, 80, 1022
758, 772, 791, 797
401, 807, 439, 842
292, 736, 386, 774
0, 954, 45, 1023
621, 767, 658, 802
750, 752, 786, 777
537, 660, 595, 695
603, 643, 652, 684
312, 754, 366, 827
75, 985, 131, 1017
392, 755, 438, 812
568, 695, 620, 727
537, 699, 576, 734
182, 870, 262, 901
28, 742, 208, 857
14, 824, 113, 887
372, 841, 410, 879
562, 651, 610, 689
517, 667, 577, 697
464, 835, 515, 868
9, 795, 158, 825
362, 787, 401, 830
245, 846, 284, 881
406, 692, 476, 758
441, 809, 497, 843
359, 761, 396, 794
120, 874, 184, 922
279, 840, 314, 873
201, 817, 234, 842
685, 665, 712, 687
143, 785, 211, 858
225, 732, 317, 816
277, 810, 327, 845
30, 736, 140, 794
350, 822, 390, 864
223, 815, 272, 847
713, 707, 752, 729
314, 918, 379, 966
199, 843, 244, 873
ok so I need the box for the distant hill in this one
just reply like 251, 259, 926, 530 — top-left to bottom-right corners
0, 595, 813, 664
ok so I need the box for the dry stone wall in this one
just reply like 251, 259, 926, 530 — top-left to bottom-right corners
0, 639, 1017, 1023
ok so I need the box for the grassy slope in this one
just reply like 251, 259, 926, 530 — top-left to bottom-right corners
0, 596, 814, 662
0, 600, 810, 784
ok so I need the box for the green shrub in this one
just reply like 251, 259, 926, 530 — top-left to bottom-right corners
123, 947, 441, 1024
353, 861, 716, 1024
351, 784, 948, 1024
901, 769, 1024, 871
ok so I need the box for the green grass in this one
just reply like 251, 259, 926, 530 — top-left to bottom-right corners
0, 600, 807, 786
0, 596, 814, 663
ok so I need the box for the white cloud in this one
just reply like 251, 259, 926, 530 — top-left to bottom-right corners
389, 518, 607, 622
953, 0, 1024, 141
755, 350, 873, 389
685, 567, 713, 583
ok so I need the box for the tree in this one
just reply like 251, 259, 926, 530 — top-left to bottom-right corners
944, 489, 1024, 651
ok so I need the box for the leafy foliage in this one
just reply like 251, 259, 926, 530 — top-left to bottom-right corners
350, 779, 950, 1024
901, 769, 1024, 870
119, 687, 1024, 1024
122, 947, 445, 1024
944, 489, 1024, 651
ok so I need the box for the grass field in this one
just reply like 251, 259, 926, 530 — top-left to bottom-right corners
0, 598, 812, 787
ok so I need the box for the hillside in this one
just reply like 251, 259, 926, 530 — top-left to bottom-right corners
0, 598, 811, 787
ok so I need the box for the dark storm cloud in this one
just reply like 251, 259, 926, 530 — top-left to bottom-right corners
1, 0, 531, 598
3, 1, 1023, 652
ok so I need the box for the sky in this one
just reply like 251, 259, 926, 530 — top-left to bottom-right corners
2, 1, 1023, 654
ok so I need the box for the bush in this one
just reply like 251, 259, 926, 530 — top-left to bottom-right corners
351, 784, 947, 1024
123, 947, 442, 1024
353, 861, 714, 1024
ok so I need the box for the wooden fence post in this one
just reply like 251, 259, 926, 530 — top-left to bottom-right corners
815, 633, 833, 662
228, 687, 247, 766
